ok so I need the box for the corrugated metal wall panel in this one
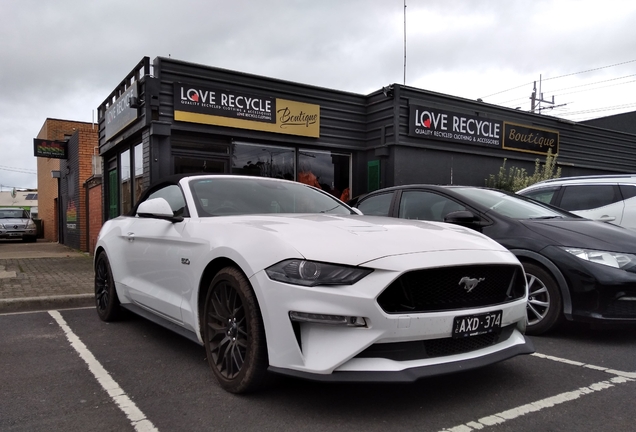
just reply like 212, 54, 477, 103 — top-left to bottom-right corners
395, 86, 636, 173
154, 57, 368, 150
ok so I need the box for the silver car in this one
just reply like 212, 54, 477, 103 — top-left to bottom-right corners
517, 175, 636, 232
0, 208, 38, 242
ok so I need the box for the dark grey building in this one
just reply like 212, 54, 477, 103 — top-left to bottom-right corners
97, 56, 636, 220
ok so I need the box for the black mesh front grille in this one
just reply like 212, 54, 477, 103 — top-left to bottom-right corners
377, 264, 525, 313
605, 299, 636, 318
354, 326, 514, 361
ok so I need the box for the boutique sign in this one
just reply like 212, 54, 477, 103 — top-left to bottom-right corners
503, 122, 559, 156
173, 83, 320, 138
409, 104, 503, 147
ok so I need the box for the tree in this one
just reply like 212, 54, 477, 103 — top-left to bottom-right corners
485, 150, 561, 192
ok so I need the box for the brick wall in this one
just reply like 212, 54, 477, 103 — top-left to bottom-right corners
36, 119, 98, 244
86, 177, 103, 254
78, 129, 98, 251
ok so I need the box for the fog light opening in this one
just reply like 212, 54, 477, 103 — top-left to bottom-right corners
289, 311, 367, 327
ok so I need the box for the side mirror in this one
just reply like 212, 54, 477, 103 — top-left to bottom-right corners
137, 198, 183, 222
444, 210, 479, 225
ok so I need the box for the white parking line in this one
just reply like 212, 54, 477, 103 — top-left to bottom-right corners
438, 353, 635, 432
531, 352, 636, 379
49, 310, 158, 432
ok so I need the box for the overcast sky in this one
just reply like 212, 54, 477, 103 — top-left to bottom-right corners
2, 0, 635, 190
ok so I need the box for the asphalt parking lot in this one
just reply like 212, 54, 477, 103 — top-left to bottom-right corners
1, 241, 635, 431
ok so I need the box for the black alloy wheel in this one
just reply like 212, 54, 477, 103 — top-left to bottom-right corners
523, 261, 562, 335
95, 252, 121, 322
204, 267, 268, 394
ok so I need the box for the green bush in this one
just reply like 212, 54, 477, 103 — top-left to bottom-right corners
485, 150, 561, 192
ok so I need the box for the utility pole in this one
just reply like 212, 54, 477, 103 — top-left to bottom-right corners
530, 74, 555, 113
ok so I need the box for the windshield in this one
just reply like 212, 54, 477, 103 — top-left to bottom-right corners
189, 177, 353, 217
452, 187, 573, 220
0, 209, 29, 219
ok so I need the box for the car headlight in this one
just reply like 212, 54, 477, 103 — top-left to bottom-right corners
266, 259, 372, 287
562, 247, 636, 270
0, 223, 4, 229
27, 220, 36, 229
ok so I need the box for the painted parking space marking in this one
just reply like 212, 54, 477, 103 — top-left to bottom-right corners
49, 310, 159, 432
531, 352, 636, 379
438, 352, 635, 432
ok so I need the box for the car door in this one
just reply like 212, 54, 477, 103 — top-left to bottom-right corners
555, 184, 624, 225
124, 184, 196, 323
619, 184, 636, 231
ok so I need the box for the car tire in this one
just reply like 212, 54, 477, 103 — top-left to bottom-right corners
522, 261, 562, 335
94, 252, 121, 322
203, 266, 268, 394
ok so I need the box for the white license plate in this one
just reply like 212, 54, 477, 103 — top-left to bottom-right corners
453, 310, 502, 338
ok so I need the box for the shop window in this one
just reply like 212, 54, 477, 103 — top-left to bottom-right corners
232, 142, 295, 179
175, 156, 226, 174
298, 149, 351, 202
120, 149, 132, 214
134, 144, 144, 203
108, 167, 118, 219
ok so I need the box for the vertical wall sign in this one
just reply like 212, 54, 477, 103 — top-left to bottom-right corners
33, 139, 68, 159
104, 83, 139, 141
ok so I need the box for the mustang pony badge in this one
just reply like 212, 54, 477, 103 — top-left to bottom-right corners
459, 276, 485, 293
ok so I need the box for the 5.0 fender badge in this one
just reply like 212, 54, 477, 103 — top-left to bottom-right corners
181, 258, 190, 265
459, 276, 485, 293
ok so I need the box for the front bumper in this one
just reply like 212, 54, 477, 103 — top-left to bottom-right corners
0, 229, 36, 239
544, 246, 636, 323
251, 249, 531, 379
270, 335, 535, 382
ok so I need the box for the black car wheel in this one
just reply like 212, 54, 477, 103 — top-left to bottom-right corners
523, 262, 562, 335
203, 267, 268, 394
95, 252, 121, 322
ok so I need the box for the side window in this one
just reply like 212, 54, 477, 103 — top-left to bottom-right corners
521, 186, 559, 205
144, 185, 188, 217
398, 191, 465, 222
357, 193, 393, 216
559, 185, 620, 211
620, 184, 636, 200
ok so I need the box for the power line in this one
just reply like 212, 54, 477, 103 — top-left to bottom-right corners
557, 102, 636, 117
493, 77, 636, 110
0, 184, 36, 191
553, 79, 636, 98
0, 165, 37, 174
549, 73, 636, 93
480, 59, 636, 99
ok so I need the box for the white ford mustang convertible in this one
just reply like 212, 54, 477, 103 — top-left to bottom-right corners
94, 174, 533, 393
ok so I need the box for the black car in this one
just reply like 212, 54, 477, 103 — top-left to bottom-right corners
350, 185, 636, 335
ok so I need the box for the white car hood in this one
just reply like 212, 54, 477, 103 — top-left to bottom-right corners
219, 214, 506, 266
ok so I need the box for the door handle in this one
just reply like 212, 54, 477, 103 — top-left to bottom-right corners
597, 215, 616, 222
127, 232, 135, 242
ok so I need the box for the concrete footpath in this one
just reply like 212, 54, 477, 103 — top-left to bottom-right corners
0, 240, 94, 313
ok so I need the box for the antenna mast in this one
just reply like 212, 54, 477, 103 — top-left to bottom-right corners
403, 0, 407, 85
